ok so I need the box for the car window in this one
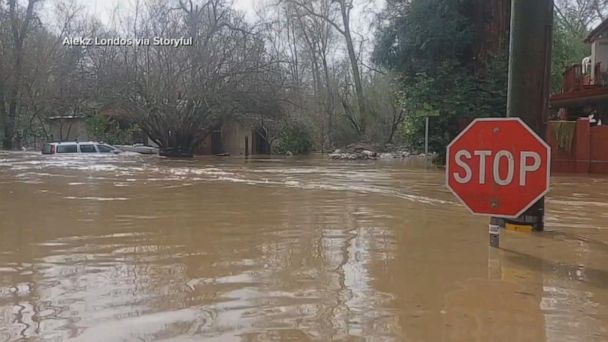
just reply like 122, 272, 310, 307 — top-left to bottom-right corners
56, 144, 77, 153
42, 144, 53, 154
79, 144, 97, 153
97, 144, 114, 153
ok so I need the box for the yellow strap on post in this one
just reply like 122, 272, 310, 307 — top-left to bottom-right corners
504, 222, 534, 233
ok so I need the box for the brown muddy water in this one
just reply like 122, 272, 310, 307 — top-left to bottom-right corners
0, 151, 607, 341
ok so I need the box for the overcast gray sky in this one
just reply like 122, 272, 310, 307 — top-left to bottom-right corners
52, 0, 381, 34
53, 0, 301, 25
42, 0, 381, 62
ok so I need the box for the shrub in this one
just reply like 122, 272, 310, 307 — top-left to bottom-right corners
274, 124, 313, 155
85, 115, 138, 145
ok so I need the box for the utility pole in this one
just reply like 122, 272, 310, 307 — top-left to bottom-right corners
425, 116, 429, 156
490, 0, 554, 247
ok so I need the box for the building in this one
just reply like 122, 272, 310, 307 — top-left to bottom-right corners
47, 116, 90, 142
194, 121, 271, 156
548, 19, 608, 173
47, 110, 270, 157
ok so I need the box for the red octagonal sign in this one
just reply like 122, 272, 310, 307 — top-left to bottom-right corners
446, 118, 551, 218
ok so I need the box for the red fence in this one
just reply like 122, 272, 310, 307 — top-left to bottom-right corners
547, 118, 608, 174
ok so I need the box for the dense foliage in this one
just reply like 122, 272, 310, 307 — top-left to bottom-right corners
374, 0, 603, 158
274, 123, 314, 155
85, 116, 139, 145
373, 0, 508, 157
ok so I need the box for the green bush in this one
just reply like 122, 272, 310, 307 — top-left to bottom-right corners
85, 115, 137, 145
274, 124, 313, 155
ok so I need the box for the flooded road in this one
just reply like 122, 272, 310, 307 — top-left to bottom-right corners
1, 151, 607, 341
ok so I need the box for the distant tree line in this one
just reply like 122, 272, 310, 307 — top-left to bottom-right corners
0, 0, 605, 156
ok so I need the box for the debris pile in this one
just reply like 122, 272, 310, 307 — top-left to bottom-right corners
328, 143, 419, 160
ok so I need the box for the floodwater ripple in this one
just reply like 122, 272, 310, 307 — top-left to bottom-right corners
0, 152, 607, 341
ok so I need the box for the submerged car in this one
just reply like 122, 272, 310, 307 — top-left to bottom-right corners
42, 142, 123, 155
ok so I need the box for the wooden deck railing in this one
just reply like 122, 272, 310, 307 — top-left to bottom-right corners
561, 62, 605, 93
562, 64, 583, 93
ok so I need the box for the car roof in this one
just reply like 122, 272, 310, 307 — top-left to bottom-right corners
50, 141, 107, 145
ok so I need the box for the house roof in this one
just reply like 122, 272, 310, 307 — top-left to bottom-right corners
585, 18, 608, 43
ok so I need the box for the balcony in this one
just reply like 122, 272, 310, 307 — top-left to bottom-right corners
561, 62, 605, 91
551, 62, 608, 108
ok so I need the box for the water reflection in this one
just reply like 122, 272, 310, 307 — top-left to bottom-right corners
0, 151, 607, 341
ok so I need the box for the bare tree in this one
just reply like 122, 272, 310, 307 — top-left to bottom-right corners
1, 0, 41, 149
288, 0, 367, 137
555, 0, 608, 31
365, 72, 405, 145
95, 0, 283, 156
18, 1, 87, 143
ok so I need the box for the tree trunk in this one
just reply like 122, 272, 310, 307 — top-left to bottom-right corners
3, 0, 38, 149
472, 0, 511, 64
320, 50, 334, 147
339, 1, 366, 131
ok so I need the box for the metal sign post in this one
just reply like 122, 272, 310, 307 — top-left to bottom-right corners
425, 116, 429, 156
416, 103, 438, 164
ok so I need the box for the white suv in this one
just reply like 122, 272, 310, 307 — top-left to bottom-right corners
42, 142, 122, 154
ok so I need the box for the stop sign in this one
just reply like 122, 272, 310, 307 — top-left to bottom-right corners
446, 118, 550, 218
